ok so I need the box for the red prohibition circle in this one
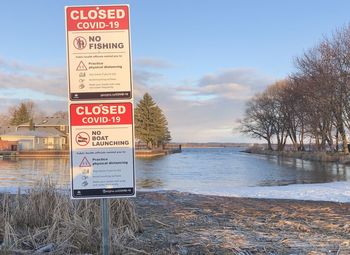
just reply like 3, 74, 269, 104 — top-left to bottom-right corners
73, 36, 87, 50
75, 132, 90, 146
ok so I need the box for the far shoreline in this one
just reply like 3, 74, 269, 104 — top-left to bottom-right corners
244, 146, 350, 164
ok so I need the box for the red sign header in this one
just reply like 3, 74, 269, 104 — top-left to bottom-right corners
66, 5, 129, 31
70, 103, 133, 126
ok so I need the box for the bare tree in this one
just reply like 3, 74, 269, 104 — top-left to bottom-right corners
0, 113, 10, 126
241, 24, 350, 154
265, 81, 289, 151
294, 34, 349, 153
282, 77, 308, 150
240, 92, 275, 150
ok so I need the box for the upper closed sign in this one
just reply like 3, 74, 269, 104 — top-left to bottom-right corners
65, 5, 132, 100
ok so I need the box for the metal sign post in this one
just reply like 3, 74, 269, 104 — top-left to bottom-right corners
101, 198, 110, 255
65, 5, 135, 254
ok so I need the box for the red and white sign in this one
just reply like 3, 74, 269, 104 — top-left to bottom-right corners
66, 6, 129, 31
66, 5, 132, 100
69, 102, 135, 199
70, 103, 132, 126
66, 4, 135, 199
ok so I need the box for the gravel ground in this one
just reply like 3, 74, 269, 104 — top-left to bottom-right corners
128, 191, 350, 255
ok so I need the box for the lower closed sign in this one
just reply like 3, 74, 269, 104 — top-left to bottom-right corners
69, 102, 135, 199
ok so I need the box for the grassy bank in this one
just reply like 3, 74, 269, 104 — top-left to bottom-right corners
1, 184, 350, 254
245, 147, 350, 163
0, 181, 142, 254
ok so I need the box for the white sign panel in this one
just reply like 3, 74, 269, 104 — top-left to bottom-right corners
66, 5, 132, 100
69, 102, 135, 198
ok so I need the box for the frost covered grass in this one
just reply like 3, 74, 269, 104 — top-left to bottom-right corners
0, 180, 142, 254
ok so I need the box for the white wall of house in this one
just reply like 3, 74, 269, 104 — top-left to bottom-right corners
0, 135, 64, 151
19, 139, 33, 151
43, 137, 65, 150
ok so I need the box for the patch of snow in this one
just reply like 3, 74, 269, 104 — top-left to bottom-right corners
141, 181, 350, 203
3, 181, 349, 203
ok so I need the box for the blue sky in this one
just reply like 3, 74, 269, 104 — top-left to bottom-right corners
1, 0, 350, 142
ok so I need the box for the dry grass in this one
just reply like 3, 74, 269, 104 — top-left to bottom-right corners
130, 191, 350, 254
0, 180, 142, 254
2, 184, 350, 254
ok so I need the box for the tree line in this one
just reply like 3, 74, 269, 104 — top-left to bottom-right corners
0, 101, 67, 127
1, 93, 171, 150
241, 25, 350, 153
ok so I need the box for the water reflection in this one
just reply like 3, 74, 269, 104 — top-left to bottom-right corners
136, 148, 350, 191
260, 155, 350, 185
0, 148, 349, 192
0, 158, 70, 190
137, 179, 164, 189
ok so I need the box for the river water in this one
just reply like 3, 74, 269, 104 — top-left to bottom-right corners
0, 147, 349, 193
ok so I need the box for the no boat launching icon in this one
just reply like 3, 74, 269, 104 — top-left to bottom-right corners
75, 132, 90, 146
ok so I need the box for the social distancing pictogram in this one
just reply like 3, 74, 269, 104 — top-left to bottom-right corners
76, 61, 87, 71
79, 157, 91, 167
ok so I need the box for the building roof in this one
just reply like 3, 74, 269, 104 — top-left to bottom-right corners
35, 127, 67, 136
16, 127, 67, 136
18, 116, 68, 127
0, 126, 17, 135
1, 128, 65, 138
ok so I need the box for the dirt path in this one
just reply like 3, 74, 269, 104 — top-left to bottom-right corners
129, 191, 350, 255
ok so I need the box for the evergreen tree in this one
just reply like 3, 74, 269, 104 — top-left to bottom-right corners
135, 93, 171, 148
29, 118, 35, 131
153, 105, 171, 147
10, 103, 31, 126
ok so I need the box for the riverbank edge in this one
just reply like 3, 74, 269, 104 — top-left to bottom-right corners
135, 148, 181, 158
0, 148, 182, 159
244, 147, 350, 163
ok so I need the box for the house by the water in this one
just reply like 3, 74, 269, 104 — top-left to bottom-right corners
0, 116, 69, 155
0, 116, 180, 158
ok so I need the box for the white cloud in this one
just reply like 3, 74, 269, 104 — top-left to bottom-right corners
0, 97, 66, 116
0, 57, 66, 97
133, 67, 277, 142
177, 68, 275, 101
133, 69, 164, 99
0, 58, 64, 77
0, 56, 277, 142
134, 57, 174, 69
0, 57, 67, 115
